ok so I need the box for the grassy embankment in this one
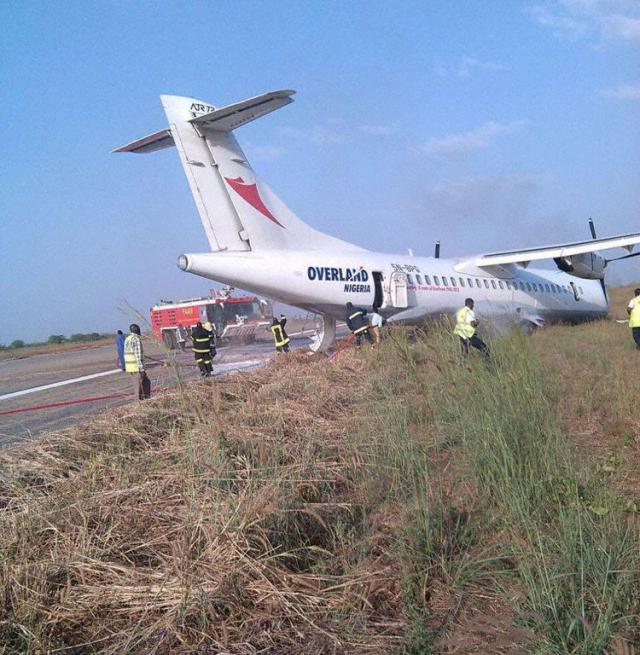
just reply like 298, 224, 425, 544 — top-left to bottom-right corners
1, 293, 639, 653
0, 337, 113, 362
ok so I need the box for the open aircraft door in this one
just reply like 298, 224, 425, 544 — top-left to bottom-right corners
389, 271, 408, 308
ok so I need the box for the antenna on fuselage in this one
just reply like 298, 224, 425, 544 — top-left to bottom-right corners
434, 241, 441, 259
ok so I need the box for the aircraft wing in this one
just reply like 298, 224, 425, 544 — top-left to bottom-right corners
189, 89, 295, 132
469, 232, 640, 268
112, 129, 174, 154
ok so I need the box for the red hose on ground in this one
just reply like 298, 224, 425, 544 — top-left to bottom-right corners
0, 391, 133, 416
328, 333, 355, 361
0, 385, 180, 417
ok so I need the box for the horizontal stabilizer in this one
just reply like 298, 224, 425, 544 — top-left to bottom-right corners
112, 129, 174, 154
189, 89, 295, 132
471, 232, 640, 267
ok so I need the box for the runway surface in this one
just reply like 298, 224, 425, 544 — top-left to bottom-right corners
0, 332, 315, 445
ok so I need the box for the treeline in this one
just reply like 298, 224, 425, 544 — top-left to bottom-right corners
0, 333, 109, 350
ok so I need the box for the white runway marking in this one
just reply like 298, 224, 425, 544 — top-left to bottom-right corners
0, 369, 122, 402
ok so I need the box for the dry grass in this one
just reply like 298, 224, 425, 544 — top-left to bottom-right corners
1, 287, 639, 653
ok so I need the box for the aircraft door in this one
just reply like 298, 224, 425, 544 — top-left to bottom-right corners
390, 271, 408, 308
372, 271, 384, 308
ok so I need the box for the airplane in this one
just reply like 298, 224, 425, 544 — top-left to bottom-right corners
114, 89, 640, 351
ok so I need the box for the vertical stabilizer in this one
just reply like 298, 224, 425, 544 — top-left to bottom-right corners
115, 90, 364, 254
161, 95, 251, 252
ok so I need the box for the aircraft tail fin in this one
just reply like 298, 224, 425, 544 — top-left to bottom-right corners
113, 91, 362, 254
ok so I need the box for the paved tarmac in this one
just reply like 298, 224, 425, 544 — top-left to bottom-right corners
0, 332, 315, 445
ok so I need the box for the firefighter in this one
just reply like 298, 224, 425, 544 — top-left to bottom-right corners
453, 298, 489, 358
346, 302, 373, 348
203, 321, 218, 362
124, 324, 151, 399
192, 321, 213, 376
271, 314, 290, 353
627, 288, 640, 349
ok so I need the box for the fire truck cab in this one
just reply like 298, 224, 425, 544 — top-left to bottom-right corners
150, 289, 273, 349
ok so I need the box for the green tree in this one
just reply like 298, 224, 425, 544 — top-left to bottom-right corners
48, 335, 67, 344
9, 340, 25, 349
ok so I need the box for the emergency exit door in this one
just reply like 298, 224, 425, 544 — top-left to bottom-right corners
390, 272, 408, 308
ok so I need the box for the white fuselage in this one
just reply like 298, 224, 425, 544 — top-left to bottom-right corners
179, 249, 608, 328
115, 90, 622, 343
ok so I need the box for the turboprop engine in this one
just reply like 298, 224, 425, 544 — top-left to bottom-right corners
553, 252, 606, 279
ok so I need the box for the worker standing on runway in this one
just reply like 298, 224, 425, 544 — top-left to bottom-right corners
346, 302, 373, 349
627, 288, 640, 349
115, 329, 125, 370
124, 324, 151, 399
271, 314, 290, 353
453, 298, 489, 358
192, 321, 214, 376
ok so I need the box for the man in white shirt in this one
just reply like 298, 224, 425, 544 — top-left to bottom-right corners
369, 306, 384, 345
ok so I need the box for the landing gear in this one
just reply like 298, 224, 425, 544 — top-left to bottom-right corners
309, 314, 336, 353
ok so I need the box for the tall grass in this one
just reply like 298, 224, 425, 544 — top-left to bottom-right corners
0, 320, 638, 653
435, 332, 639, 653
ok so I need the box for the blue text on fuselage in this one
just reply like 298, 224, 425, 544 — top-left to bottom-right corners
307, 266, 369, 283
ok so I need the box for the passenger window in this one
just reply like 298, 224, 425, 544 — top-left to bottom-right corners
579, 286, 583, 294
484, 280, 489, 289
468, 278, 473, 287
475, 279, 481, 288
416, 274, 422, 285
451, 277, 457, 287
545, 284, 550, 293
443, 277, 449, 286
563, 286, 568, 293
407, 274, 413, 285
532, 283, 538, 292
491, 280, 497, 289
459, 277, 465, 287
434, 275, 440, 285
498, 281, 504, 290
551, 285, 556, 293
526, 283, 532, 291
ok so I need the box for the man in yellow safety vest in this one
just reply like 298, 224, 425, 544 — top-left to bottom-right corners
124, 323, 151, 399
627, 288, 640, 349
453, 298, 489, 358
271, 315, 290, 353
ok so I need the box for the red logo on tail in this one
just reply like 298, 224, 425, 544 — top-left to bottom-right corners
224, 177, 285, 228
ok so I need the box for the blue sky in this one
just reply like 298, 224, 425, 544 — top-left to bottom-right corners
1, 0, 639, 343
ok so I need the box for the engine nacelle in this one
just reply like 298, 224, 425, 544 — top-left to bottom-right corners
553, 252, 606, 279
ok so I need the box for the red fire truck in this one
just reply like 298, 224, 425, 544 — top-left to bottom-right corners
150, 289, 273, 349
